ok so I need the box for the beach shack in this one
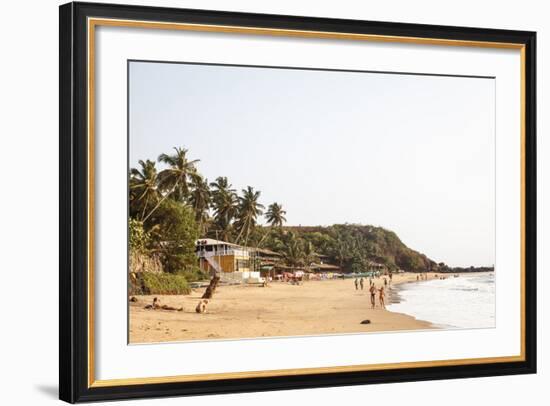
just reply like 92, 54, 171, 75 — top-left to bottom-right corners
250, 247, 283, 281
310, 262, 342, 279
195, 239, 262, 283
366, 261, 386, 276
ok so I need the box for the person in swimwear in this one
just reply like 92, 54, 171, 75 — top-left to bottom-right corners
144, 297, 182, 311
369, 284, 377, 309
378, 287, 386, 309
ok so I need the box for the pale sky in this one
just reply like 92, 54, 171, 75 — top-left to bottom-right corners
129, 61, 495, 268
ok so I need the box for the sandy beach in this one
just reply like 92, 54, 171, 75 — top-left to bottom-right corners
129, 272, 444, 343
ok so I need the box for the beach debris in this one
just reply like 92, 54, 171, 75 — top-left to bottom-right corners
129, 296, 138, 302
360, 319, 371, 325
196, 299, 209, 314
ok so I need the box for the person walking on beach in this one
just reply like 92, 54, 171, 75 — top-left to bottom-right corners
354, 278, 359, 290
369, 284, 377, 309
360, 277, 364, 290
378, 286, 386, 309
384, 278, 388, 287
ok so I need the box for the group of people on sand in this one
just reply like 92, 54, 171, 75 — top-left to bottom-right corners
370, 284, 385, 309
354, 274, 392, 290
354, 277, 386, 309
416, 273, 429, 281
143, 297, 183, 312
141, 297, 209, 314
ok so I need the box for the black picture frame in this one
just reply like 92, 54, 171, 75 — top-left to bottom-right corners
59, 1, 537, 403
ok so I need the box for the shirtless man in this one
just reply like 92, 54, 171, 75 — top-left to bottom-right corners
144, 297, 182, 311
195, 299, 209, 314
378, 287, 386, 309
144, 297, 157, 310
369, 284, 377, 309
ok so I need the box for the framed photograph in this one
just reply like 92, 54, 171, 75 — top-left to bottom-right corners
59, 1, 536, 403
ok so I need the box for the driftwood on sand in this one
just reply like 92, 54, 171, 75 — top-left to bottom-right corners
201, 275, 220, 299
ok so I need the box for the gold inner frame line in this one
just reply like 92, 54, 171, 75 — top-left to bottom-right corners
87, 17, 527, 388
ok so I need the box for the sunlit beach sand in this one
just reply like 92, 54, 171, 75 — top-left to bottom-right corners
129, 272, 440, 343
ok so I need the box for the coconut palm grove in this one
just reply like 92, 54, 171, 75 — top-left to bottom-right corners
129, 146, 491, 295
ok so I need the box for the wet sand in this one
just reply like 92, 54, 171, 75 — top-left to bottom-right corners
129, 272, 440, 343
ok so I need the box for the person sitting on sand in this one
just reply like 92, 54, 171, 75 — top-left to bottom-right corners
360, 277, 364, 290
144, 297, 162, 310
144, 297, 182, 311
195, 299, 209, 314
378, 287, 386, 309
369, 284, 377, 309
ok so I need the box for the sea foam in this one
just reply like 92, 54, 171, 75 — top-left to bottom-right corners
386, 273, 495, 329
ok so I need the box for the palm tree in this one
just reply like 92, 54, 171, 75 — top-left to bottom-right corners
303, 240, 317, 271
157, 147, 200, 202
256, 202, 287, 247
333, 239, 349, 269
280, 232, 305, 269
265, 203, 287, 228
234, 186, 265, 245
189, 175, 211, 235
129, 159, 160, 220
140, 147, 200, 222
210, 177, 238, 241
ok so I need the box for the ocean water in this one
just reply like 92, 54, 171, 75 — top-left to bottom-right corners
386, 273, 495, 329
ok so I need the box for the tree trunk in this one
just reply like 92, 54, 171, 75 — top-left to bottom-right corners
201, 275, 220, 299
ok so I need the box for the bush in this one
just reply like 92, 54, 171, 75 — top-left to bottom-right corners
129, 219, 149, 252
177, 266, 208, 282
145, 200, 200, 274
129, 272, 191, 295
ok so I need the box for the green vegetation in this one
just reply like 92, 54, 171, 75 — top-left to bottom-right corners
256, 224, 436, 273
129, 218, 149, 253
129, 145, 286, 284
129, 148, 203, 280
130, 145, 488, 295
130, 272, 191, 296
145, 200, 200, 274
